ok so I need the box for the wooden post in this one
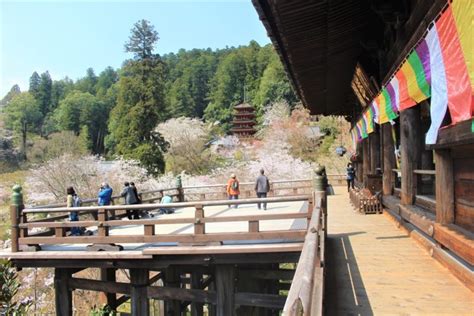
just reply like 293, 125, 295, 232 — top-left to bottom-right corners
97, 208, 108, 237
370, 130, 380, 174
215, 265, 235, 316
315, 190, 327, 238
400, 106, 421, 205
362, 138, 371, 187
248, 221, 259, 233
164, 266, 181, 315
55, 268, 73, 316
435, 149, 454, 224
194, 205, 205, 235
10, 185, 23, 252
130, 269, 149, 316
382, 123, 396, 195
100, 268, 117, 309
191, 272, 204, 316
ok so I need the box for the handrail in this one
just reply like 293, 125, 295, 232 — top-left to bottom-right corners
413, 169, 436, 175
22, 195, 311, 214
283, 192, 326, 315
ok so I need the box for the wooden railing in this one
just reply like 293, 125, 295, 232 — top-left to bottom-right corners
181, 179, 313, 201
283, 191, 326, 316
13, 194, 312, 250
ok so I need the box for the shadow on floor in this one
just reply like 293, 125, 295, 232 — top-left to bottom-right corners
325, 232, 374, 316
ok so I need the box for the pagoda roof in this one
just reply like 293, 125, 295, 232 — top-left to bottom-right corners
234, 103, 255, 109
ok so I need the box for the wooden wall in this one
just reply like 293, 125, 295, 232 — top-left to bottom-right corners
452, 145, 474, 232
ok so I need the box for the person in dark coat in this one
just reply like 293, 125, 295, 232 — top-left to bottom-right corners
346, 163, 356, 192
121, 182, 139, 219
255, 169, 270, 210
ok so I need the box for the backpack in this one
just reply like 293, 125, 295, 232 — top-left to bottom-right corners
73, 195, 82, 207
231, 180, 239, 190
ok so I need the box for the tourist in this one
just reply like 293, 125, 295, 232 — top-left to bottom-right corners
159, 195, 175, 215
67, 186, 82, 236
121, 182, 140, 219
226, 174, 240, 208
346, 163, 356, 192
255, 169, 270, 210
130, 182, 141, 204
98, 183, 113, 206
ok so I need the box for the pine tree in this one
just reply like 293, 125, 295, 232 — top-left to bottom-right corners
0, 85, 21, 107
107, 20, 167, 175
37, 71, 53, 116
29, 72, 41, 98
124, 19, 159, 60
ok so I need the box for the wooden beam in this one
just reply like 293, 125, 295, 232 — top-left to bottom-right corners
434, 149, 454, 224
55, 268, 73, 316
216, 265, 235, 316
427, 118, 474, 149
130, 269, 149, 316
234, 292, 286, 309
191, 272, 204, 316
382, 123, 396, 195
19, 230, 306, 246
240, 269, 295, 280
69, 278, 131, 294
100, 268, 117, 308
400, 106, 422, 205
146, 284, 216, 304
433, 224, 474, 266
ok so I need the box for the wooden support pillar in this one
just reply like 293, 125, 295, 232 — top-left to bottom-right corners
362, 138, 371, 187
215, 265, 235, 316
130, 269, 149, 316
100, 268, 117, 309
382, 123, 396, 195
191, 272, 204, 316
370, 130, 380, 174
55, 268, 73, 316
435, 149, 454, 224
400, 106, 422, 205
164, 266, 181, 315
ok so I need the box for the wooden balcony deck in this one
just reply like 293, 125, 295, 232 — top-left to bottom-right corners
325, 186, 474, 315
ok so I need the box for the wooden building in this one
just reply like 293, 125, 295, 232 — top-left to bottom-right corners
231, 103, 257, 138
253, 0, 473, 290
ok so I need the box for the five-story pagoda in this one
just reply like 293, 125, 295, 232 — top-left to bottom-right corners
231, 103, 256, 138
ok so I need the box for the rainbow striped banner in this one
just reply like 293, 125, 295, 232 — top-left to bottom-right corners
351, 1, 473, 144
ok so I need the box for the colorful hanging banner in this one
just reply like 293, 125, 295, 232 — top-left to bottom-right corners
426, 5, 473, 144
351, 1, 473, 144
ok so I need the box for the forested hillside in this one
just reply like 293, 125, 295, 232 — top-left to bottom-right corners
0, 20, 297, 174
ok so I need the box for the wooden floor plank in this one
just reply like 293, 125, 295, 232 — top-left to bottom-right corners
325, 187, 474, 315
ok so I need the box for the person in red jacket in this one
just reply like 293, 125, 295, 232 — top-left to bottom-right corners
226, 173, 240, 208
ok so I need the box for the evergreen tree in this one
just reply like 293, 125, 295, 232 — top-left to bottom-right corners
204, 51, 247, 131
28, 71, 41, 98
107, 21, 167, 175
96, 67, 118, 99
0, 85, 21, 106
37, 71, 53, 116
124, 19, 159, 60
75, 68, 98, 95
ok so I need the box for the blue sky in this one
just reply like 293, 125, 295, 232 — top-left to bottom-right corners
0, 0, 270, 96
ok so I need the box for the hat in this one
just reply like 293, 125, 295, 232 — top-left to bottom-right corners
231, 173, 236, 178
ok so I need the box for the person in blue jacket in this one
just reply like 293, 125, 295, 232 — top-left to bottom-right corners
98, 183, 113, 206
